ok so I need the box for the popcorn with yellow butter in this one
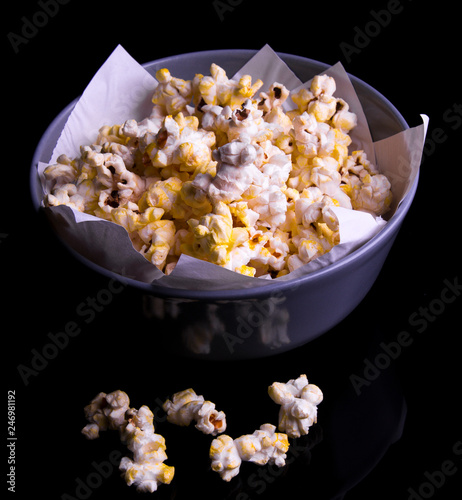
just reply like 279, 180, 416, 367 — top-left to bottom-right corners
82, 391, 174, 493
210, 424, 289, 481
162, 388, 227, 436
341, 151, 392, 216
43, 61, 393, 279
193, 63, 263, 109
152, 68, 192, 116
119, 405, 175, 493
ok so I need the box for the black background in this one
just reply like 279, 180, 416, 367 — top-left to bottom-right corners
3, 1, 461, 499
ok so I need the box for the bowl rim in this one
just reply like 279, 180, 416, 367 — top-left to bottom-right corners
30, 48, 416, 300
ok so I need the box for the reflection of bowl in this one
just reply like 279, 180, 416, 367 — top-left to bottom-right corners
30, 50, 417, 359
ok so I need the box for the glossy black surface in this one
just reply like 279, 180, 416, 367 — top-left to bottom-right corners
5, 0, 460, 498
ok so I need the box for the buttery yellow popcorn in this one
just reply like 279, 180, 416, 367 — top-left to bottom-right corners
162, 388, 227, 436
81, 391, 174, 493
152, 68, 192, 115
193, 63, 263, 109
119, 406, 175, 493
43, 62, 393, 278
210, 424, 289, 481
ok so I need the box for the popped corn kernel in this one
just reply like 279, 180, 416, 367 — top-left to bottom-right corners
81, 390, 130, 439
210, 424, 289, 481
111, 206, 164, 233
82, 392, 174, 493
120, 405, 175, 493
268, 374, 323, 438
162, 388, 227, 436
342, 151, 392, 215
287, 225, 334, 271
152, 68, 192, 115
208, 140, 264, 203
193, 63, 262, 109
331, 98, 357, 132
139, 219, 176, 269
258, 82, 290, 114
43, 155, 77, 189
235, 264, 257, 277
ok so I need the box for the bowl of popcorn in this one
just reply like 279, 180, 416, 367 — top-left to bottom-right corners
31, 45, 426, 358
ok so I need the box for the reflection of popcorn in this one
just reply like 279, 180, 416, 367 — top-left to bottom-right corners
210, 424, 289, 481
43, 61, 393, 278
81, 391, 174, 493
268, 374, 323, 438
162, 388, 227, 436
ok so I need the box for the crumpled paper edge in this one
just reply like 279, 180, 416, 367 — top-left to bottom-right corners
37, 44, 427, 290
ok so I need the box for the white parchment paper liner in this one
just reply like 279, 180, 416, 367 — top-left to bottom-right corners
37, 44, 427, 290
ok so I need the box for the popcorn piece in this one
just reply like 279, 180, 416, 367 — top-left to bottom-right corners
138, 219, 176, 270
222, 99, 265, 143
193, 63, 263, 109
185, 202, 236, 265
208, 140, 264, 203
43, 155, 77, 189
119, 406, 175, 493
331, 98, 357, 132
248, 184, 288, 228
82, 392, 174, 493
210, 424, 289, 481
258, 83, 290, 115
146, 113, 215, 171
268, 374, 323, 438
342, 151, 393, 216
152, 68, 192, 115
162, 388, 226, 436
81, 390, 130, 439
309, 157, 341, 196
209, 434, 242, 481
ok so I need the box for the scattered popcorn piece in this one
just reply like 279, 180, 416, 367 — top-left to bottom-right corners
119, 406, 175, 493
268, 374, 323, 438
81, 391, 174, 493
210, 424, 289, 481
43, 62, 393, 279
162, 388, 226, 436
81, 390, 130, 439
